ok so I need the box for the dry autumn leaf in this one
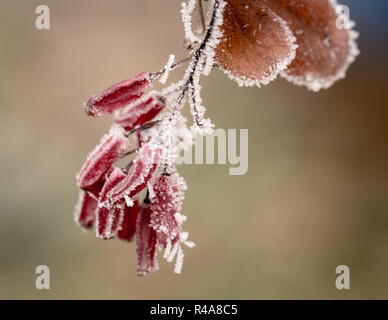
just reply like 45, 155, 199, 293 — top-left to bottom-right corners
215, 0, 359, 91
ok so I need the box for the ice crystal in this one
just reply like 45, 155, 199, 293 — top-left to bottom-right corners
181, 0, 201, 44
159, 55, 176, 85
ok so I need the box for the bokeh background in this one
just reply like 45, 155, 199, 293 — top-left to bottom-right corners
0, 0, 387, 299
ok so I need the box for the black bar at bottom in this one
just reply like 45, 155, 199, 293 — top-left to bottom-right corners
0, 300, 385, 318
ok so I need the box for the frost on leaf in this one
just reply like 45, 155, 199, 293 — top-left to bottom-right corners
74, 190, 97, 229
118, 200, 139, 241
215, 0, 359, 91
114, 92, 165, 131
108, 144, 162, 206
136, 205, 159, 276
76, 126, 129, 193
215, 0, 297, 87
273, 0, 359, 91
96, 167, 127, 239
86, 72, 152, 117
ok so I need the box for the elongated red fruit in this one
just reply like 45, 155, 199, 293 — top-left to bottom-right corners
77, 126, 129, 192
86, 72, 151, 117
74, 190, 97, 229
96, 168, 126, 239
118, 200, 139, 241
150, 173, 186, 247
136, 205, 158, 276
108, 144, 162, 206
114, 92, 165, 131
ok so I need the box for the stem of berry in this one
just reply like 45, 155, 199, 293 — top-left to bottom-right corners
189, 77, 201, 126
196, 0, 206, 35
149, 56, 192, 81
144, 190, 151, 204
124, 120, 161, 137
121, 148, 139, 158
122, 160, 133, 174
145, 0, 222, 174
166, 0, 220, 121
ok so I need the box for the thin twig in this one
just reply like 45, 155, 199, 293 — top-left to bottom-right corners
168, 0, 220, 121
125, 120, 161, 137
122, 160, 133, 174
121, 148, 139, 158
149, 56, 192, 81
189, 77, 202, 126
197, 0, 206, 35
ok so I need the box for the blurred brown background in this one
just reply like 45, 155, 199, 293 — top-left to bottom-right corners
0, 0, 387, 299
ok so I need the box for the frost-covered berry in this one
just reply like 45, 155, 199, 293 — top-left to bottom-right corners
150, 173, 186, 247
118, 200, 139, 241
148, 171, 195, 274
74, 190, 97, 229
108, 144, 162, 207
114, 92, 165, 131
85, 72, 152, 117
136, 204, 158, 276
76, 126, 129, 193
96, 167, 127, 239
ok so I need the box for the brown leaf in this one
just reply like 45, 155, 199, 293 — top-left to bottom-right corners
215, 0, 298, 87
215, 0, 359, 91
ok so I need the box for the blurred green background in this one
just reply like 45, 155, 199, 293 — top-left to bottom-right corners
0, 0, 387, 299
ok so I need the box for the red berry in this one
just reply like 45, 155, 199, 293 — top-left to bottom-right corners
136, 204, 158, 276
108, 144, 162, 206
96, 168, 127, 239
114, 92, 165, 131
118, 200, 139, 241
150, 173, 185, 248
74, 190, 97, 229
77, 126, 129, 192
86, 72, 152, 117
